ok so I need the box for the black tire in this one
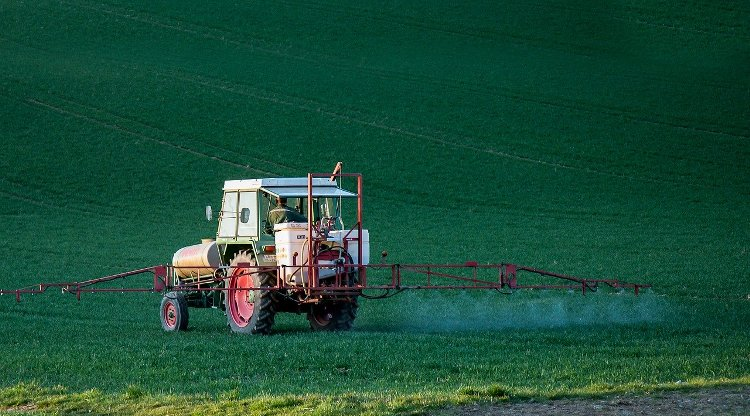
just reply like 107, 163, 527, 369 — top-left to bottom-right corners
160, 291, 189, 332
307, 263, 359, 332
225, 252, 276, 335
307, 298, 359, 331
308, 247, 360, 331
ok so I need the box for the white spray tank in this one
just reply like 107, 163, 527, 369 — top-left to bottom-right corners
274, 223, 369, 285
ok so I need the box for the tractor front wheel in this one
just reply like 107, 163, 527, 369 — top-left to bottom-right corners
160, 292, 189, 331
225, 252, 277, 335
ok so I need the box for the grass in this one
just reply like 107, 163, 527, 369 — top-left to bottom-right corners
1, 0, 748, 414
3, 378, 750, 416
1, 292, 748, 414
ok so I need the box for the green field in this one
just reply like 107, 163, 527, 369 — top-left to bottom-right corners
1, 0, 748, 414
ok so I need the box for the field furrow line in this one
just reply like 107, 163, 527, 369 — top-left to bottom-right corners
0, 176, 132, 220
17, 2, 746, 188
613, 16, 749, 38
170, 72, 595, 176
67, 0, 750, 114
57, 0, 749, 138
74, 0, 583, 64
50, 93, 294, 175
283, 0, 750, 54
278, 0, 498, 41
25, 97, 277, 176
365, 181, 709, 224
338, 63, 747, 140
58, 0, 306, 60
0, 67, 290, 176
0, 34, 60, 56
356, 63, 750, 140
169, 71, 738, 191
0, 93, 166, 221
0, 188, 123, 220
521, 0, 750, 38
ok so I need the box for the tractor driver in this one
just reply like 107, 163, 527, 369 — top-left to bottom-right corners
265, 196, 307, 234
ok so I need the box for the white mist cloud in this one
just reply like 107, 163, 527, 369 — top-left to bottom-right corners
380, 289, 667, 332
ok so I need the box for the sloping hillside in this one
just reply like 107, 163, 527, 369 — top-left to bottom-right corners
0, 0, 748, 411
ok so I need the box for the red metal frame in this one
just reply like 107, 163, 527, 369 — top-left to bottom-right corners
0, 262, 650, 302
0, 266, 168, 302
305, 171, 365, 293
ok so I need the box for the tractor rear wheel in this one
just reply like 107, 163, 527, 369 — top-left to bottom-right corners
307, 248, 360, 331
307, 299, 359, 331
160, 291, 189, 331
225, 252, 276, 335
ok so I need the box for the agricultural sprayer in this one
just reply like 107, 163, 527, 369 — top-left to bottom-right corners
0, 163, 650, 334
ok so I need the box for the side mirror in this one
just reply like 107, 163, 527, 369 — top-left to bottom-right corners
205, 205, 213, 221
240, 207, 251, 224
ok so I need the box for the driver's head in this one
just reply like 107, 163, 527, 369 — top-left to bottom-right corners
276, 196, 287, 205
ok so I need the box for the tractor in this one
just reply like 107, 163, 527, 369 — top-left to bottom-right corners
161, 169, 368, 334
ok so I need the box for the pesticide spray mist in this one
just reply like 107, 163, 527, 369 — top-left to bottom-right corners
377, 289, 667, 333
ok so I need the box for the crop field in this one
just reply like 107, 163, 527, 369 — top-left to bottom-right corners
0, 0, 748, 414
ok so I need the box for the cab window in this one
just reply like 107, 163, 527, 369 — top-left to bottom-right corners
237, 191, 258, 237
218, 191, 238, 238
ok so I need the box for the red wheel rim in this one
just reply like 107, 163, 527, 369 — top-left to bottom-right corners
163, 301, 177, 329
229, 267, 255, 328
311, 305, 333, 326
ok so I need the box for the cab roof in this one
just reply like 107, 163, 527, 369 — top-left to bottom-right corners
223, 178, 357, 198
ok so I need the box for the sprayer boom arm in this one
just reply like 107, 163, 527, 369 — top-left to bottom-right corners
0, 263, 649, 302
0, 266, 168, 302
